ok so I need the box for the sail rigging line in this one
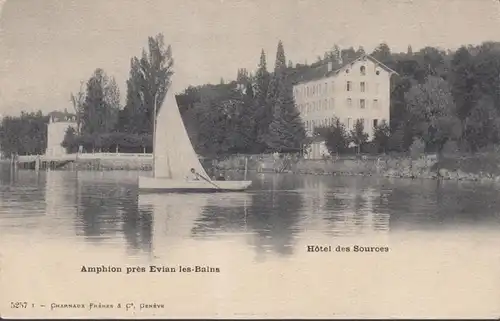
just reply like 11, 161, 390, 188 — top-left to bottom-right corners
195, 171, 222, 190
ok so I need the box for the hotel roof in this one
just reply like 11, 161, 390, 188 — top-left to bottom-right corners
292, 54, 399, 85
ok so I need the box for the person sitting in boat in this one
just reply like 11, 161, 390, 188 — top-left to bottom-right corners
216, 173, 226, 181
190, 168, 200, 180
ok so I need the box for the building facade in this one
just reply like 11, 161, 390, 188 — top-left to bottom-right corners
293, 54, 397, 159
45, 111, 77, 157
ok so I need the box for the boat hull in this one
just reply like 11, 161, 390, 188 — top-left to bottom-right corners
138, 176, 252, 193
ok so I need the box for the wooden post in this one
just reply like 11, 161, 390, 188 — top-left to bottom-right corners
244, 156, 248, 181
35, 156, 40, 172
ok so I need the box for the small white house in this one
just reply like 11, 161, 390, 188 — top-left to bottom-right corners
45, 111, 77, 157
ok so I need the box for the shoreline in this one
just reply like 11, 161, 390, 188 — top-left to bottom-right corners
289, 168, 500, 183
7, 154, 500, 184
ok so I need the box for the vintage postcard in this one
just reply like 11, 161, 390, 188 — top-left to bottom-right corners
1, 0, 500, 319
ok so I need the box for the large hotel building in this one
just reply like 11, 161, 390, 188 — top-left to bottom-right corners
293, 54, 397, 159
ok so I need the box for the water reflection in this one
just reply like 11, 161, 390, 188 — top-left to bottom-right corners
44, 170, 77, 236
138, 193, 210, 257
0, 168, 46, 230
121, 200, 153, 257
191, 193, 253, 237
245, 175, 304, 259
74, 172, 137, 243
301, 176, 391, 237
386, 179, 500, 230
2, 170, 499, 256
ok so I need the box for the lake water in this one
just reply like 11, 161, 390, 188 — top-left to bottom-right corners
1, 168, 499, 319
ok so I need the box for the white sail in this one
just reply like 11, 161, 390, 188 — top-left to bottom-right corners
153, 86, 209, 180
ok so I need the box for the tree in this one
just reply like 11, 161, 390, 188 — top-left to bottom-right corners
231, 81, 259, 153
70, 81, 86, 134
263, 41, 287, 148
371, 43, 392, 64
416, 47, 446, 78
315, 118, 350, 155
449, 46, 477, 124
80, 68, 120, 136
404, 76, 462, 154
116, 57, 147, 134
409, 137, 426, 159
340, 47, 357, 64
387, 125, 407, 152
350, 119, 368, 154
463, 96, 500, 151
116, 33, 174, 135
61, 126, 78, 153
0, 111, 49, 156
372, 122, 391, 153
253, 49, 271, 151
265, 79, 307, 152
356, 46, 365, 56
264, 40, 306, 152
80, 68, 120, 134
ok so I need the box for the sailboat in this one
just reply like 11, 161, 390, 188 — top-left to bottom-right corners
138, 79, 253, 193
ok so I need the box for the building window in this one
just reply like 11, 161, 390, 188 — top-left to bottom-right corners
324, 83, 328, 94
346, 69, 350, 74
347, 118, 352, 130
329, 98, 334, 109
373, 119, 378, 128
375, 83, 380, 94
323, 99, 327, 110
347, 98, 352, 107
360, 82, 365, 92
346, 81, 352, 91
376, 70, 380, 75
360, 66, 366, 75
331, 81, 335, 92
306, 103, 310, 113
373, 99, 379, 109
360, 99, 366, 109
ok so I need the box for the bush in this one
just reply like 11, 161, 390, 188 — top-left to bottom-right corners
409, 137, 426, 159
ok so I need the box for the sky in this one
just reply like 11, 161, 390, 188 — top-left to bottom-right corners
0, 0, 499, 116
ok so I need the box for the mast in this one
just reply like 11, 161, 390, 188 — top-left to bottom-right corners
152, 92, 158, 178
